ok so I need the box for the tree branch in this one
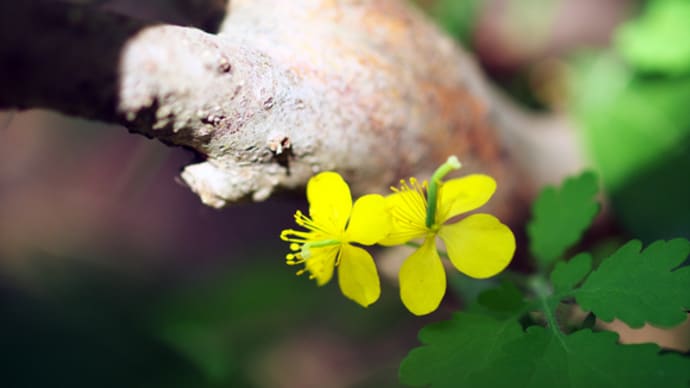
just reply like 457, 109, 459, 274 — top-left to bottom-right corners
0, 2, 144, 121
0, 0, 584, 218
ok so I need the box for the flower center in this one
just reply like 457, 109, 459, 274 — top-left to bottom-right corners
300, 239, 341, 259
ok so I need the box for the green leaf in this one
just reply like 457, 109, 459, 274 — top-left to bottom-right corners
400, 313, 690, 387
575, 239, 690, 328
476, 327, 690, 388
616, 0, 690, 75
399, 313, 523, 388
550, 252, 593, 294
528, 171, 599, 265
477, 282, 526, 318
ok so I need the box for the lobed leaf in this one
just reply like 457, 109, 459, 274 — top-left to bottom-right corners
575, 239, 690, 328
550, 252, 593, 294
399, 313, 523, 387
400, 314, 690, 387
476, 281, 526, 318
476, 328, 690, 388
528, 171, 599, 265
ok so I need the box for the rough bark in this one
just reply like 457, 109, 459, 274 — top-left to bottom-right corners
0, 0, 583, 218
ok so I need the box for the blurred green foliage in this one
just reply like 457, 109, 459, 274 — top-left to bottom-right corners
617, 0, 690, 75
153, 257, 409, 387
0, 256, 207, 388
0, 251, 408, 388
426, 0, 690, 241
423, 0, 482, 46
570, 0, 690, 241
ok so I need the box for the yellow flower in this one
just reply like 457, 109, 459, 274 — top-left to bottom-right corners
280, 172, 391, 307
381, 157, 516, 316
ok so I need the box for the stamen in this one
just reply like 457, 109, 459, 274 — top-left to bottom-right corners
280, 229, 312, 243
390, 178, 428, 231
293, 210, 329, 234
286, 252, 305, 265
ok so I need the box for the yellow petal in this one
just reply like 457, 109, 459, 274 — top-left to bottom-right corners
345, 194, 391, 245
305, 245, 339, 286
438, 214, 515, 279
379, 190, 428, 246
436, 175, 496, 223
307, 172, 352, 233
337, 244, 381, 307
399, 237, 446, 316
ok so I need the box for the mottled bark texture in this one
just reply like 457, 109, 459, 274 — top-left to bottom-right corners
0, 0, 583, 217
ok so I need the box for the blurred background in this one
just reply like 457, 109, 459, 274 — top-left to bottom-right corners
1, 0, 689, 386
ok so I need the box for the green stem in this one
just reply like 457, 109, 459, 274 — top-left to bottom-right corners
529, 275, 569, 349
425, 156, 461, 228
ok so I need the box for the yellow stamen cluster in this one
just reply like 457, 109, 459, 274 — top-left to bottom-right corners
390, 178, 428, 225
281, 211, 341, 279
